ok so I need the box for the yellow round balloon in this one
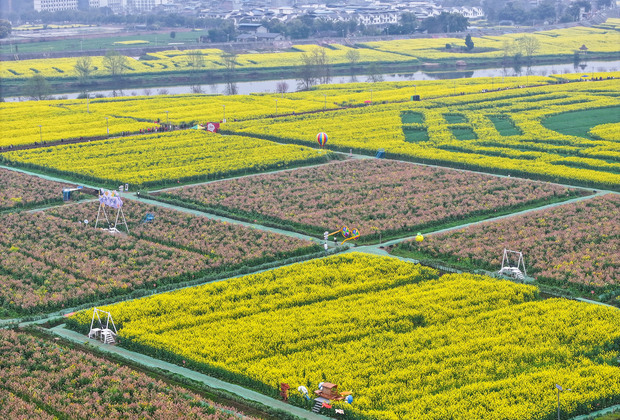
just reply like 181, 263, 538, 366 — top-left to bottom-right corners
415, 234, 424, 242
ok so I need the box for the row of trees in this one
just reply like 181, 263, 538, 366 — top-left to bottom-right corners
21, 32, 541, 100
0, 19, 10, 39
21, 49, 127, 100
485, 0, 612, 25
6, 8, 472, 40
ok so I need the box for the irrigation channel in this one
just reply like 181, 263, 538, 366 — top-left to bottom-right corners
4, 59, 619, 101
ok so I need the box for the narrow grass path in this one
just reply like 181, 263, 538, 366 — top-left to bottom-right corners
125, 193, 324, 244
3, 146, 619, 420
50, 324, 331, 420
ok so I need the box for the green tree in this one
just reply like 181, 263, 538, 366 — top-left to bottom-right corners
498, 2, 527, 24
421, 12, 468, 34
74, 56, 93, 87
187, 50, 205, 72
345, 49, 361, 73
366, 63, 384, 83
313, 47, 330, 85
24, 74, 51, 100
532, 1, 558, 21
296, 51, 317, 90
0, 19, 11, 39
465, 34, 474, 51
502, 40, 516, 66
103, 49, 128, 78
518, 35, 541, 64
399, 12, 417, 33
187, 50, 206, 92
221, 51, 238, 95
296, 47, 331, 90
286, 18, 311, 39
563, 0, 592, 21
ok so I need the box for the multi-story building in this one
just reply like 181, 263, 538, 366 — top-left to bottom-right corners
34, 0, 115, 11
34, 0, 78, 12
125, 0, 171, 12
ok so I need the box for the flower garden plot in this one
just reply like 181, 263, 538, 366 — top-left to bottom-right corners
0, 330, 255, 420
0, 100, 154, 148
0, 168, 73, 211
68, 253, 620, 420
156, 160, 583, 241
224, 78, 620, 189
1, 131, 335, 189
393, 194, 619, 293
47, 200, 320, 267
0, 202, 319, 314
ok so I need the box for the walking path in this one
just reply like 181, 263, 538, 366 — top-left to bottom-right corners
571, 404, 620, 420
125, 193, 323, 244
0, 164, 100, 189
372, 190, 611, 249
50, 324, 331, 420
2, 147, 619, 420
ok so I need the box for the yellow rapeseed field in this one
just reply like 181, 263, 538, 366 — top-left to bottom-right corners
69, 253, 620, 420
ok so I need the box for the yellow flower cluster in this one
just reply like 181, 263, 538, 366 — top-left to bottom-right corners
364, 24, 620, 59
590, 122, 619, 140
0, 100, 153, 147
69, 253, 620, 420
1, 21, 618, 80
73, 93, 321, 123
1, 130, 331, 187
227, 76, 620, 188
0, 92, 328, 148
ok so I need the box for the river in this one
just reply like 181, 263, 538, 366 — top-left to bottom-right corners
5, 59, 619, 102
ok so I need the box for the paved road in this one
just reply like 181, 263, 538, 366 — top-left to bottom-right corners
51, 324, 331, 420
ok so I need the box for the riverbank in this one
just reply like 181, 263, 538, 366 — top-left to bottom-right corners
3, 55, 619, 99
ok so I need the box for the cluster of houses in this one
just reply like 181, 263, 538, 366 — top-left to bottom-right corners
32, 0, 484, 21
198, 2, 484, 27
30, 0, 484, 41
196, 1, 484, 41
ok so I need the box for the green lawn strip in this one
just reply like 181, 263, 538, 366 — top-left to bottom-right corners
448, 125, 477, 140
401, 111, 429, 143
487, 115, 522, 136
542, 105, 620, 140
0, 31, 209, 55
402, 126, 429, 142
401, 112, 424, 124
443, 113, 468, 124
147, 189, 587, 245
